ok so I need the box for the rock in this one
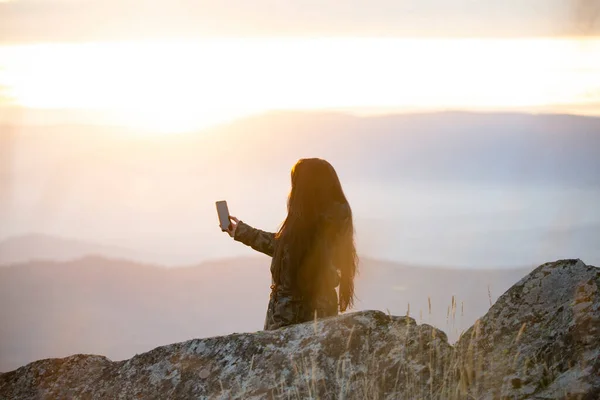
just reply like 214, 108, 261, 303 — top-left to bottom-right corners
1, 259, 598, 400
454, 259, 600, 400
0, 311, 452, 399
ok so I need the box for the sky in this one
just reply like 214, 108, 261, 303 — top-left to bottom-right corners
0, 0, 599, 132
1, 0, 599, 41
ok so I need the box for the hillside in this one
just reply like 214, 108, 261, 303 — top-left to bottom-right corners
1, 259, 597, 399
0, 255, 533, 372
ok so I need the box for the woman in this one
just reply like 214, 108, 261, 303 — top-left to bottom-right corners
223, 158, 358, 330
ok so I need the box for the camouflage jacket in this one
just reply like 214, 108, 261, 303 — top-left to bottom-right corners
234, 220, 340, 330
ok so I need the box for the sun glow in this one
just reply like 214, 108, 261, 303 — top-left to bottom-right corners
1, 38, 599, 133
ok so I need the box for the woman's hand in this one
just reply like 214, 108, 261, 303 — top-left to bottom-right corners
226, 216, 239, 238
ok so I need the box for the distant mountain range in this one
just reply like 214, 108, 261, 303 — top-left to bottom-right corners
0, 234, 169, 266
1, 110, 599, 267
2, 111, 599, 190
203, 111, 600, 185
0, 245, 536, 372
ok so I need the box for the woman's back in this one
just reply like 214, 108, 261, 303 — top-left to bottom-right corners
226, 158, 357, 330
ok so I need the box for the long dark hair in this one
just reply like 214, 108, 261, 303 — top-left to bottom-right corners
273, 158, 357, 311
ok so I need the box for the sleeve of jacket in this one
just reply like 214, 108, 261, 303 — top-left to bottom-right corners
233, 221, 277, 257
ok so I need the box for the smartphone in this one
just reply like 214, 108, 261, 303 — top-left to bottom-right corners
216, 200, 230, 232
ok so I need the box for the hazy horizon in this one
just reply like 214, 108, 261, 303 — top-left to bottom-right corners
2, 37, 600, 133
2, 111, 599, 268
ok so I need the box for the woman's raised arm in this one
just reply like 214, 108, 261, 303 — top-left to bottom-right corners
229, 216, 276, 257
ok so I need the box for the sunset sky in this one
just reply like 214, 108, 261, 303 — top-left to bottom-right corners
1, 0, 599, 132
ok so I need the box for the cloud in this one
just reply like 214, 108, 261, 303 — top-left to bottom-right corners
0, 0, 598, 43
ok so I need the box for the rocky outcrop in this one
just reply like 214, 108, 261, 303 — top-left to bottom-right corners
0, 312, 453, 399
0, 259, 598, 399
454, 259, 600, 400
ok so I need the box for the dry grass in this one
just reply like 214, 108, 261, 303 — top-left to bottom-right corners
224, 287, 590, 400
226, 294, 476, 399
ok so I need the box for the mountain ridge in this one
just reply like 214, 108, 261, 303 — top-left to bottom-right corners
0, 233, 540, 270
5, 109, 600, 132
0, 233, 162, 267
0, 254, 535, 371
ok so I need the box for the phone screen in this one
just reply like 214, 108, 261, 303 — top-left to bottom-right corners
216, 201, 230, 231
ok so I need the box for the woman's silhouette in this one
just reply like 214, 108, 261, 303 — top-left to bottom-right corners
224, 158, 358, 330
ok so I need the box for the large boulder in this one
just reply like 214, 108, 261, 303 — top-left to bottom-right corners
0, 311, 452, 399
454, 259, 600, 400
